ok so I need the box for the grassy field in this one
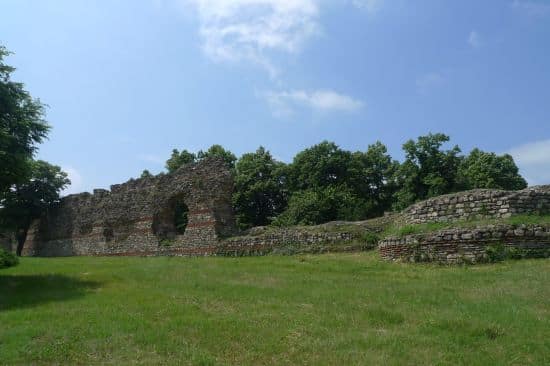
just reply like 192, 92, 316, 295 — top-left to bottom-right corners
1, 253, 549, 365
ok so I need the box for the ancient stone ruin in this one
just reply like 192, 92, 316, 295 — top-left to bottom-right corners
22, 158, 236, 256
16, 156, 550, 264
380, 186, 550, 263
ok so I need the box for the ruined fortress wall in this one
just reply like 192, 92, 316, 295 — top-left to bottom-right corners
22, 158, 236, 257
402, 186, 550, 224
379, 224, 550, 263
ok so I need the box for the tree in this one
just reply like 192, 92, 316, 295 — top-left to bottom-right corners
165, 149, 196, 173
197, 144, 237, 170
288, 141, 353, 191
232, 146, 288, 229
140, 169, 153, 178
349, 142, 399, 217
0, 160, 70, 255
0, 46, 50, 196
393, 133, 462, 210
273, 186, 369, 226
457, 148, 527, 190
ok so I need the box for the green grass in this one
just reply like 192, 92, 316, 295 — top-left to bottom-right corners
1, 254, 549, 365
385, 214, 550, 238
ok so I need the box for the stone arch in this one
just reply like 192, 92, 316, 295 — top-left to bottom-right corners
152, 193, 190, 241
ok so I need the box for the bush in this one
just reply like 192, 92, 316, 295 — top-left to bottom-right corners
272, 186, 371, 227
0, 248, 18, 269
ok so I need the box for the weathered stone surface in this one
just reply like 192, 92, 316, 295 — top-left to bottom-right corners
22, 158, 236, 257
401, 186, 550, 224
0, 232, 15, 253
379, 224, 550, 263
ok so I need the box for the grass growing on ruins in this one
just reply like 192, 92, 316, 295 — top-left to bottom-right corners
1, 253, 549, 365
385, 214, 550, 238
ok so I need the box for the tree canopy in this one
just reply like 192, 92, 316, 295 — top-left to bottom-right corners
163, 134, 527, 228
0, 45, 70, 255
232, 147, 287, 229
0, 46, 50, 196
457, 148, 527, 191
0, 160, 70, 254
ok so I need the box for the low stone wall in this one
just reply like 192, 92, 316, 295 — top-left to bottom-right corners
20, 220, 380, 257
402, 186, 550, 224
219, 229, 361, 256
379, 224, 550, 263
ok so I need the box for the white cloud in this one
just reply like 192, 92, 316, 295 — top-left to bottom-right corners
416, 72, 445, 94
62, 166, 84, 196
262, 89, 363, 116
352, 0, 383, 13
185, 0, 320, 77
468, 30, 482, 48
508, 139, 550, 185
511, 0, 550, 17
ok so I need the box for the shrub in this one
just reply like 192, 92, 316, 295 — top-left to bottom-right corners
485, 243, 527, 263
0, 248, 18, 269
362, 232, 380, 248
485, 243, 507, 262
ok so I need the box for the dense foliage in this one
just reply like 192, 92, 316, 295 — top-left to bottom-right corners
0, 46, 50, 196
0, 160, 70, 254
0, 247, 18, 268
166, 133, 526, 228
0, 45, 70, 255
457, 148, 527, 191
166, 144, 237, 173
233, 147, 287, 229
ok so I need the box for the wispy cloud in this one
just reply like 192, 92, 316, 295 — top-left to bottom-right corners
352, 0, 383, 14
510, 0, 550, 17
468, 30, 482, 48
62, 166, 84, 196
508, 139, 550, 185
185, 0, 320, 78
416, 72, 445, 94
262, 89, 364, 116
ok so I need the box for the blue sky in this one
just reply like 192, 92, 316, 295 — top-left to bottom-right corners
1, 0, 549, 194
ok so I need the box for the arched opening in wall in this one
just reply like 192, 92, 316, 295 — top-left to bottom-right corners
174, 201, 188, 235
152, 195, 189, 241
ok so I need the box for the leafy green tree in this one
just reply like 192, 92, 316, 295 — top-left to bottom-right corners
273, 186, 369, 226
197, 144, 237, 170
233, 147, 288, 229
287, 141, 353, 191
457, 148, 527, 190
275, 141, 400, 225
165, 149, 196, 173
349, 142, 399, 217
140, 169, 153, 178
393, 133, 462, 210
0, 46, 50, 196
0, 160, 70, 255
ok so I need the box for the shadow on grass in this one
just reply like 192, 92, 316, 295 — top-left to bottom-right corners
0, 274, 101, 312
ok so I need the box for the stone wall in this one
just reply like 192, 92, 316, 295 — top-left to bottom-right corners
22, 158, 236, 257
0, 232, 14, 253
402, 186, 550, 224
217, 221, 381, 256
379, 224, 550, 263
